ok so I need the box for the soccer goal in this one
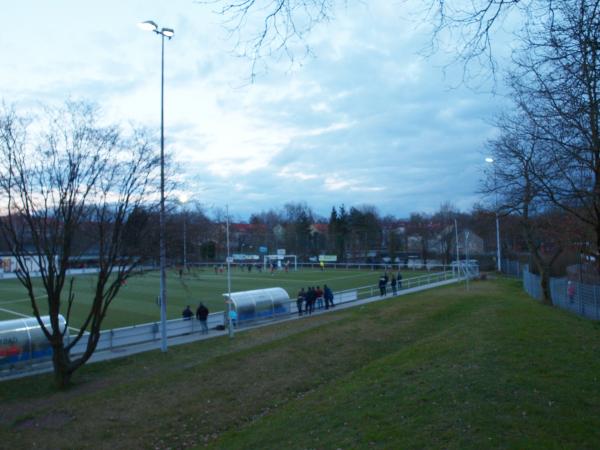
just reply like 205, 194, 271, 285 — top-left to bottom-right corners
263, 254, 298, 272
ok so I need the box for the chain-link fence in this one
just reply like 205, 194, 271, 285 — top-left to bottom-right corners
523, 266, 600, 321
501, 258, 524, 277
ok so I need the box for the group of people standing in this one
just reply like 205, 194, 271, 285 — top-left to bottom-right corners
296, 285, 334, 316
378, 272, 402, 296
182, 302, 210, 334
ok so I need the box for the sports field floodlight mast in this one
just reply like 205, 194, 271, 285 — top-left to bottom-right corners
139, 19, 174, 352
180, 194, 189, 272
486, 157, 502, 272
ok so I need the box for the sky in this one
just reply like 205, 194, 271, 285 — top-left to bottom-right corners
1, 0, 508, 221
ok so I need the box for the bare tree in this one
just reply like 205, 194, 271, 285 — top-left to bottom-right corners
483, 106, 593, 303
432, 202, 461, 264
205, 0, 334, 78
204, 0, 551, 79
282, 202, 315, 257
407, 212, 433, 265
347, 205, 381, 261
507, 0, 600, 271
0, 101, 160, 387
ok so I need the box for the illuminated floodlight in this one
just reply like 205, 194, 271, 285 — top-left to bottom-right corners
161, 28, 175, 38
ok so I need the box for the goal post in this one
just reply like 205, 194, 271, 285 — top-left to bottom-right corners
263, 254, 297, 271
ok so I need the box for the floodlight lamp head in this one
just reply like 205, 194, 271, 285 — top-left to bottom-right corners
485, 157, 494, 163
138, 20, 159, 32
161, 28, 175, 38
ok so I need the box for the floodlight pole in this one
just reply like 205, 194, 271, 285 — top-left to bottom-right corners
465, 231, 470, 291
226, 205, 234, 338
139, 20, 174, 353
495, 212, 501, 272
182, 209, 187, 271
486, 157, 502, 272
454, 219, 460, 277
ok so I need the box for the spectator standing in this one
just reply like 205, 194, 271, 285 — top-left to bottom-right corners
182, 305, 193, 320
196, 302, 210, 334
306, 287, 315, 315
297, 288, 306, 316
379, 275, 387, 296
324, 284, 335, 309
228, 308, 238, 328
391, 276, 398, 295
315, 285, 324, 309
567, 281, 576, 304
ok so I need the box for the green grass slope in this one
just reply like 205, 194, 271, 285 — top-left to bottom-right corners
1, 278, 600, 449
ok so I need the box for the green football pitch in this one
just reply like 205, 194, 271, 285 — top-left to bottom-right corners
0, 267, 427, 330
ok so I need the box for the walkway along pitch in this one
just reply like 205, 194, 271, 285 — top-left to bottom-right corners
0, 277, 463, 381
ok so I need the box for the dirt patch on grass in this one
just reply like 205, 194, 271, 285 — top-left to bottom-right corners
13, 409, 74, 431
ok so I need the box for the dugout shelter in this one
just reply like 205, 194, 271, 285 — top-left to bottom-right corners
0, 315, 66, 368
223, 287, 290, 323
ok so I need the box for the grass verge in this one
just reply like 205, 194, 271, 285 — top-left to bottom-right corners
1, 277, 600, 449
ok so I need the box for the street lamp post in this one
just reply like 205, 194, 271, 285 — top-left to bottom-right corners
139, 20, 174, 352
454, 218, 460, 277
183, 213, 187, 271
465, 231, 470, 291
495, 212, 501, 272
226, 205, 234, 338
180, 195, 188, 272
486, 157, 502, 272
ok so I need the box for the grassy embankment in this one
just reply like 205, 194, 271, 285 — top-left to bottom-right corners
1, 277, 600, 449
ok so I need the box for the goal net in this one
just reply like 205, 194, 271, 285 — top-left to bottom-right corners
263, 254, 297, 272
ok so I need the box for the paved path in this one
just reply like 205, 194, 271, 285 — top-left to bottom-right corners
0, 277, 462, 381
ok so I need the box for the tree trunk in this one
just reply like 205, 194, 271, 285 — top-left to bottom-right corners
539, 267, 553, 306
596, 224, 600, 275
51, 342, 72, 389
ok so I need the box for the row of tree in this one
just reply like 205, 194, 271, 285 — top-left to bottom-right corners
158, 201, 521, 266
482, 0, 600, 303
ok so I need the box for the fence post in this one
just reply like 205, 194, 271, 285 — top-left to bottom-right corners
594, 285, 598, 320
579, 282, 584, 316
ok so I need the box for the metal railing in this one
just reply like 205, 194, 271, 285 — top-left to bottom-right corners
332, 270, 461, 302
70, 270, 463, 357
1, 268, 466, 378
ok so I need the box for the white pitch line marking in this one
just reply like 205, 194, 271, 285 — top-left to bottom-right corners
0, 295, 47, 306
0, 307, 31, 318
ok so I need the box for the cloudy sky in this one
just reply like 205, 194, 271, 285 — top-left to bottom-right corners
1, 0, 507, 220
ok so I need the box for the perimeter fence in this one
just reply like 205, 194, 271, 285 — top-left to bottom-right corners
501, 258, 525, 278
522, 265, 600, 321
186, 260, 452, 272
